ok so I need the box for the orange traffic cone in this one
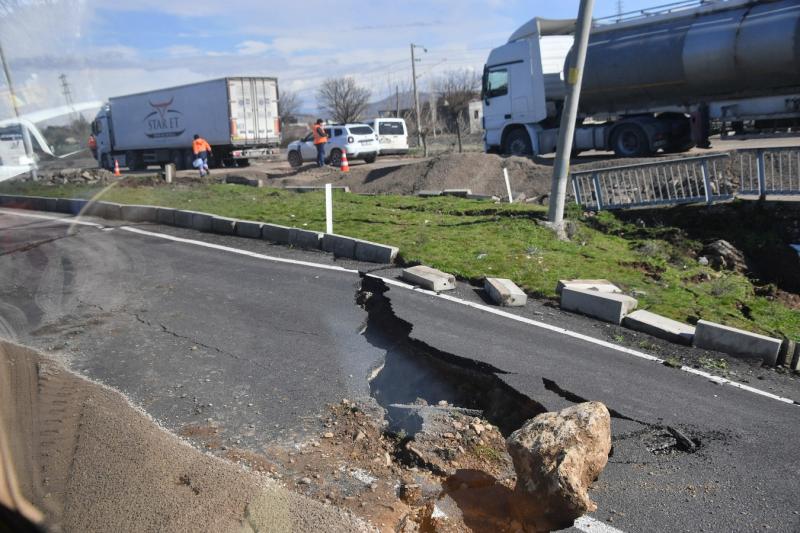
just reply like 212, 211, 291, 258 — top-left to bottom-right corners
340, 151, 350, 172
114, 159, 121, 177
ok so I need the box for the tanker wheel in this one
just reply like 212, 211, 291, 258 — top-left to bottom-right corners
171, 150, 187, 170
611, 124, 652, 157
504, 128, 532, 157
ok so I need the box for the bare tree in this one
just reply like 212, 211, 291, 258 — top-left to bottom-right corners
278, 89, 301, 125
316, 77, 371, 123
434, 69, 481, 130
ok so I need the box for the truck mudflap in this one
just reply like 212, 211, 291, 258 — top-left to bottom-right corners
231, 147, 282, 161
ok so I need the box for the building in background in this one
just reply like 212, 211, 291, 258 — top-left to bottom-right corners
468, 100, 483, 133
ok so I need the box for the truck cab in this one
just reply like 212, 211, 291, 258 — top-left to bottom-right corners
91, 106, 113, 169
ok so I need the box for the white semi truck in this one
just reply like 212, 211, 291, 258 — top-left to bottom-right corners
92, 77, 280, 170
482, 0, 800, 157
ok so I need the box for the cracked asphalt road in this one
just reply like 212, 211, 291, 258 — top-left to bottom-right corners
1, 210, 799, 532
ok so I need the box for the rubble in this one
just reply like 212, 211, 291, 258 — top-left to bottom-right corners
702, 239, 748, 272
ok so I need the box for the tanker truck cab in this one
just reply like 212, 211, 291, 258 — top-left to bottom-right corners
482, 18, 572, 156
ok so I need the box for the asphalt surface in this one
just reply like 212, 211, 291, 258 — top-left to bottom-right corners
1, 209, 799, 532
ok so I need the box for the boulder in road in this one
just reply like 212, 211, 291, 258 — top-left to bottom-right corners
506, 401, 611, 529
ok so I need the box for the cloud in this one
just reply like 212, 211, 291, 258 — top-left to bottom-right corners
165, 45, 203, 58
235, 40, 269, 56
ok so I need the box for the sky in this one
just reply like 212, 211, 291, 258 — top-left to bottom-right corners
0, 0, 671, 120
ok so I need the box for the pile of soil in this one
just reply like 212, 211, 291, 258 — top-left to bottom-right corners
14, 167, 116, 186
269, 153, 556, 199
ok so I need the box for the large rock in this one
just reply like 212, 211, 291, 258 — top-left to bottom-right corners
702, 239, 747, 272
506, 402, 611, 528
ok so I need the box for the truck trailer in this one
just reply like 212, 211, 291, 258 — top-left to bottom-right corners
482, 0, 800, 157
91, 77, 280, 170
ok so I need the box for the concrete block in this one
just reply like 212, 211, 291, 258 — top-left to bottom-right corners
560, 287, 638, 325
83, 200, 106, 217
466, 194, 500, 201
261, 223, 291, 244
556, 279, 622, 295
173, 210, 194, 228
211, 216, 237, 235
55, 198, 87, 215
353, 239, 399, 264
321, 233, 356, 257
99, 202, 122, 220
484, 278, 527, 307
43, 197, 59, 213
442, 188, 472, 197
622, 310, 695, 345
191, 212, 213, 232
694, 320, 782, 366
156, 207, 176, 225
235, 220, 263, 239
290, 228, 323, 250
402, 265, 456, 291
790, 344, 800, 372
120, 204, 158, 223
776, 339, 796, 367
416, 190, 442, 197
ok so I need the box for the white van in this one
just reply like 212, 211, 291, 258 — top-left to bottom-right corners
369, 118, 408, 155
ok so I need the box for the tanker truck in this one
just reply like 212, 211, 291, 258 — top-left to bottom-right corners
482, 0, 800, 157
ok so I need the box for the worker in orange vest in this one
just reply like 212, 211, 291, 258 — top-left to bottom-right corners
311, 119, 328, 167
192, 134, 212, 176
87, 134, 97, 160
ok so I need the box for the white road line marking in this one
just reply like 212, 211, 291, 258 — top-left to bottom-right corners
574, 515, 626, 532
0, 208, 103, 227
120, 226, 357, 274
3, 210, 793, 407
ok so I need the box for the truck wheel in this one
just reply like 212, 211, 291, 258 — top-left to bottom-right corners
611, 124, 652, 157
329, 148, 343, 167
126, 151, 144, 171
504, 128, 532, 156
288, 151, 302, 168
364, 153, 377, 164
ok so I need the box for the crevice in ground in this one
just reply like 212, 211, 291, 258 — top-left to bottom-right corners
0, 233, 77, 257
357, 274, 545, 436
130, 311, 242, 360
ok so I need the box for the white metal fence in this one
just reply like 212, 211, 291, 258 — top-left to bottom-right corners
571, 146, 800, 211
736, 147, 800, 196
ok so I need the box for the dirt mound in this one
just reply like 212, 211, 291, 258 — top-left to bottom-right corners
0, 340, 371, 533
351, 153, 554, 197
13, 167, 116, 186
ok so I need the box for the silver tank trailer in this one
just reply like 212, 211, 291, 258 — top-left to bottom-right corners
573, 0, 800, 114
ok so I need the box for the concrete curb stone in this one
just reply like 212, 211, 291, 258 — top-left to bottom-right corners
622, 310, 695, 345
261, 223, 292, 244
191, 212, 213, 232
353, 239, 399, 264
289, 228, 323, 250
321, 234, 356, 257
560, 287, 637, 325
694, 320, 782, 366
484, 277, 527, 307
157, 208, 176, 225
402, 265, 456, 291
120, 204, 159, 223
173, 210, 194, 228
211, 216, 237, 235
235, 220, 263, 239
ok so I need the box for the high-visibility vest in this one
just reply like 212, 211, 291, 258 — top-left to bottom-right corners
87, 135, 97, 150
312, 124, 328, 144
192, 138, 211, 154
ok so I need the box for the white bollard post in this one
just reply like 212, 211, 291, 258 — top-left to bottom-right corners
325, 183, 333, 234
503, 168, 513, 204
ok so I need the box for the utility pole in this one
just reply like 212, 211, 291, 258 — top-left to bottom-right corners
410, 43, 426, 147
547, 0, 594, 226
59, 73, 75, 108
395, 85, 399, 118
616, 0, 624, 21
0, 38, 36, 179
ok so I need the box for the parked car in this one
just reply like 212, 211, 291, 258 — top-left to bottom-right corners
287, 123, 379, 167
367, 118, 408, 155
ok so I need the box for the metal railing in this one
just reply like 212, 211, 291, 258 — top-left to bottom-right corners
570, 154, 733, 211
736, 147, 800, 197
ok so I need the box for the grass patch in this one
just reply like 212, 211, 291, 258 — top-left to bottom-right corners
3, 180, 798, 340
473, 444, 506, 463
